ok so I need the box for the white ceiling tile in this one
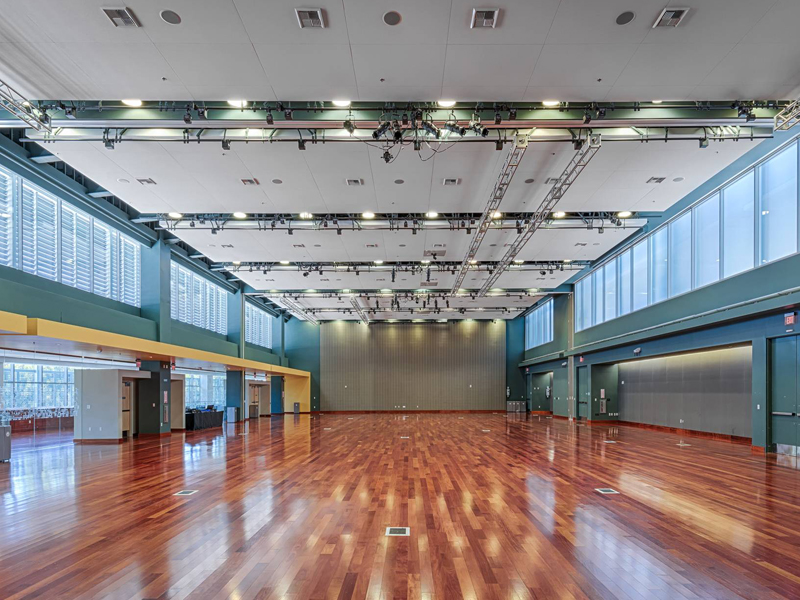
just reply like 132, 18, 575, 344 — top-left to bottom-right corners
255, 44, 358, 100
139, 0, 250, 43
356, 85, 445, 101
157, 43, 269, 87
615, 43, 735, 87
544, 0, 665, 45
703, 43, 800, 87
343, 0, 452, 45
528, 44, 638, 88
523, 86, 611, 102
741, 0, 800, 43
440, 86, 527, 102
0, 43, 100, 99
605, 85, 696, 101
687, 84, 795, 101
352, 44, 446, 88
443, 45, 542, 88
184, 84, 277, 102
445, 0, 560, 46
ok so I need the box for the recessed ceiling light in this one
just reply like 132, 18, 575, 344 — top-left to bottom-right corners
394, 179, 404, 184
514, 260, 524, 264
168, 212, 182, 219
271, 179, 283, 184
383, 11, 402, 26
652, 100, 663, 104
492, 211, 502, 219
117, 178, 130, 184
437, 100, 456, 108
553, 211, 566, 219
469, 260, 478, 264
332, 100, 351, 107
233, 212, 247, 219
524, 178, 535, 184
279, 261, 290, 265
615, 10, 635, 25
299, 212, 313, 219
542, 100, 560, 107
425, 211, 438, 218
361, 211, 375, 219
227, 100, 247, 108
121, 99, 142, 107
374, 260, 384, 265
232, 261, 241, 265
617, 211, 633, 218
160, 9, 181, 24
421, 260, 431, 264
673, 176, 685, 182
563, 259, 572, 263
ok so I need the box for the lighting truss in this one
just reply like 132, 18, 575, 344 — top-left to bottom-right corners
0, 78, 51, 132
350, 297, 371, 324
774, 99, 800, 131
478, 135, 602, 295
451, 142, 527, 294
272, 296, 319, 325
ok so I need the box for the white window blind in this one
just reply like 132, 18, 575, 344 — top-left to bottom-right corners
0, 165, 141, 307
170, 261, 228, 335
524, 299, 553, 350
245, 302, 273, 349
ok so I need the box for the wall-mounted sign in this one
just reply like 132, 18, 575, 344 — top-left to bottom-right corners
785, 312, 796, 327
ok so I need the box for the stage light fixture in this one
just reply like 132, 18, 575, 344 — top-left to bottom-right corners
495, 139, 503, 151
221, 139, 231, 150
343, 119, 355, 134
445, 122, 466, 136
421, 121, 440, 138
298, 139, 306, 150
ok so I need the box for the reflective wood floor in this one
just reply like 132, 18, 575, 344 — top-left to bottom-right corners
1, 413, 800, 600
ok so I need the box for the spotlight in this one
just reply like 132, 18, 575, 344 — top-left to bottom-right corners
573, 139, 584, 151
222, 139, 231, 150
382, 150, 392, 163
343, 119, 355, 134
288, 228, 293, 235
469, 122, 489, 137
284, 109, 293, 120
298, 139, 306, 150
183, 110, 192, 124
104, 139, 114, 150
583, 111, 592, 124
508, 108, 517, 120
699, 137, 709, 149
495, 139, 503, 151
337, 228, 342, 235
596, 107, 607, 119
303, 272, 309, 277
445, 122, 466, 136
494, 112, 502, 125
421, 121, 440, 138
266, 111, 274, 125
413, 139, 422, 151
598, 226, 604, 234
372, 121, 391, 140
393, 128, 403, 142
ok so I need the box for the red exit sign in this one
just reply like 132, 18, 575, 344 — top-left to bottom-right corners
786, 312, 797, 327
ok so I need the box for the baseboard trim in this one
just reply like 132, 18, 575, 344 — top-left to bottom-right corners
617, 420, 751, 445
74, 438, 124, 445
751, 445, 766, 454
530, 410, 553, 415
321, 409, 500, 414
137, 432, 171, 438
171, 428, 185, 432
587, 419, 619, 425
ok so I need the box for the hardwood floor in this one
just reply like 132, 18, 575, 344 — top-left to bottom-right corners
1, 413, 800, 600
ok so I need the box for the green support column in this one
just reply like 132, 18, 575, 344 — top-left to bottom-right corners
140, 234, 172, 344
751, 337, 768, 449
137, 360, 171, 435
226, 371, 245, 422
228, 285, 245, 358
270, 376, 284, 415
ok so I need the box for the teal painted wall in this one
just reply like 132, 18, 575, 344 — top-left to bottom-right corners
506, 315, 526, 403
244, 344, 281, 366
171, 321, 239, 358
0, 264, 156, 339
285, 319, 321, 411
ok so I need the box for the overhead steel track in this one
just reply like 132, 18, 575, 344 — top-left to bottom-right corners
271, 295, 319, 325
775, 99, 800, 131
349, 297, 371, 325
0, 78, 51, 132
478, 135, 603, 295
451, 141, 527, 294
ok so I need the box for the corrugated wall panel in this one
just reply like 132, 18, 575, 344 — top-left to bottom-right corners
619, 346, 752, 437
320, 321, 506, 411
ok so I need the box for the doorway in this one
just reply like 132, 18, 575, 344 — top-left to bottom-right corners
528, 372, 553, 412
770, 335, 799, 454
577, 366, 589, 420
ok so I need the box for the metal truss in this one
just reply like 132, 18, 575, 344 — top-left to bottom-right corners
451, 142, 527, 293
0, 79, 51, 132
350, 297, 371, 324
478, 135, 603, 295
218, 260, 590, 275
775, 100, 800, 131
271, 295, 319, 325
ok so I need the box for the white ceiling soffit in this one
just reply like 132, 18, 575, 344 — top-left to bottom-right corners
0, 0, 799, 102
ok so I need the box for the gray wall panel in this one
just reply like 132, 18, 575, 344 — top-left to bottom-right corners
618, 346, 752, 437
320, 321, 506, 411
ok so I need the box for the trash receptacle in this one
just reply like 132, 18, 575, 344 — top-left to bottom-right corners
294, 402, 300, 414
248, 404, 259, 419
226, 406, 238, 423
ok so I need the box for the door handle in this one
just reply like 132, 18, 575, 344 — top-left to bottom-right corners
771, 411, 796, 416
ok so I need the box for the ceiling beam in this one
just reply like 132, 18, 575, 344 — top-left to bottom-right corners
478, 135, 603, 295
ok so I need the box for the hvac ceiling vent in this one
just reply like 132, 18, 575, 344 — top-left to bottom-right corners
442, 178, 461, 186
136, 177, 156, 185
103, 7, 141, 27
295, 8, 325, 28
574, 242, 587, 247
419, 281, 439, 287
471, 8, 500, 28
432, 243, 446, 248
646, 176, 666, 184
652, 7, 689, 28
345, 178, 364, 186
365, 243, 379, 248
424, 249, 446, 257
544, 177, 561, 185
221, 244, 234, 248
241, 178, 260, 186
320, 278, 330, 281
292, 244, 306, 248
